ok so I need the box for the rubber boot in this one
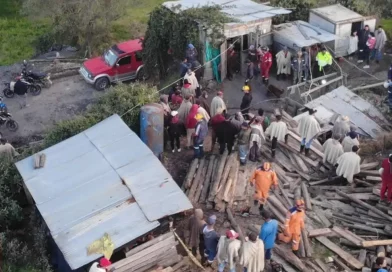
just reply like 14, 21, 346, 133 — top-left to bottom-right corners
271, 149, 276, 158
300, 145, 305, 153
305, 148, 310, 156
259, 204, 264, 214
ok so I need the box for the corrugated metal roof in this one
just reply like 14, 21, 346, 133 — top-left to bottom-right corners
293, 86, 385, 138
310, 4, 363, 23
162, 0, 291, 23
273, 21, 337, 49
15, 114, 192, 270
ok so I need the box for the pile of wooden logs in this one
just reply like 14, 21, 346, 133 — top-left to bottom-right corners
108, 232, 183, 272
181, 109, 392, 272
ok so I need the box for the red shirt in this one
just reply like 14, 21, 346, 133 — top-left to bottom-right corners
261, 52, 272, 67
171, 94, 183, 105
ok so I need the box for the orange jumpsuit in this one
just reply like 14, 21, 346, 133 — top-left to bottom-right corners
278, 207, 305, 251
249, 168, 278, 204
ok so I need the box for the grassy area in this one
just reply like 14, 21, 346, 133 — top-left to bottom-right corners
381, 19, 392, 39
111, 0, 165, 41
0, 0, 48, 65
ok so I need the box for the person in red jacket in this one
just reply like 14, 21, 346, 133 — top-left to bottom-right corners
380, 154, 392, 203
185, 104, 199, 149
210, 108, 226, 151
260, 46, 272, 84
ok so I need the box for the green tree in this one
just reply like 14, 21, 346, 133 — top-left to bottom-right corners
142, 5, 231, 79
23, 0, 129, 56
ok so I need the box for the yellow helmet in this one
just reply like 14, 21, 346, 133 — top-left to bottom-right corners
242, 85, 250, 92
195, 113, 204, 120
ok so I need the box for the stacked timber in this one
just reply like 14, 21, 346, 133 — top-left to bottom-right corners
181, 109, 390, 272
109, 232, 182, 272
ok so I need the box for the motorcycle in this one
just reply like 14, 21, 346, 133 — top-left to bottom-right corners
20, 60, 52, 88
3, 79, 41, 98
0, 97, 18, 132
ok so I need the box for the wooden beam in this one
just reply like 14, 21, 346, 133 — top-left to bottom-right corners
362, 240, 392, 248
287, 72, 338, 91
315, 236, 364, 269
308, 228, 332, 238
300, 76, 343, 97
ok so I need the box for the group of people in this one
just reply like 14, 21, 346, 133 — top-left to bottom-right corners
348, 25, 388, 69
244, 43, 333, 86
187, 201, 305, 272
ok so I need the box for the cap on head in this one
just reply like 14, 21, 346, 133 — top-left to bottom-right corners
188, 43, 195, 49
171, 111, 178, 117
226, 229, 239, 239
99, 258, 112, 268
242, 85, 250, 92
207, 215, 217, 225
217, 91, 223, 96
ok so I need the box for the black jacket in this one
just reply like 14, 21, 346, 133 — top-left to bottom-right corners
168, 117, 182, 136
358, 29, 370, 47
215, 121, 238, 144
240, 93, 252, 111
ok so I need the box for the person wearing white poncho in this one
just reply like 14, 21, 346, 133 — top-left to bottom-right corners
216, 230, 241, 272
332, 115, 350, 140
240, 232, 265, 272
322, 134, 344, 165
265, 114, 288, 158
336, 145, 361, 183
210, 91, 227, 118
342, 131, 360, 152
298, 109, 321, 156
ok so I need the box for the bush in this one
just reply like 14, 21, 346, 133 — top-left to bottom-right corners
45, 82, 158, 146
1, 82, 158, 271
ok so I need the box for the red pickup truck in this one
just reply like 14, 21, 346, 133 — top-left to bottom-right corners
79, 39, 146, 91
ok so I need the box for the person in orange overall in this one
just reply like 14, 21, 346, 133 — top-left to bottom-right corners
278, 199, 305, 255
249, 162, 278, 213
260, 46, 273, 84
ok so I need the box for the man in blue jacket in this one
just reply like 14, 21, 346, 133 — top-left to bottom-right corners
259, 210, 278, 263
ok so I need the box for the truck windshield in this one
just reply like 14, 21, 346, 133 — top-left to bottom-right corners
104, 49, 117, 66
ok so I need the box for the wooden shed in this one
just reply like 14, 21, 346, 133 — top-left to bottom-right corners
309, 4, 376, 57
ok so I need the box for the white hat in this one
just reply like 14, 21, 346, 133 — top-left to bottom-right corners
171, 111, 178, 117
384, 81, 390, 89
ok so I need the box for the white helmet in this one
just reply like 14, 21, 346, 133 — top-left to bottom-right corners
384, 81, 390, 89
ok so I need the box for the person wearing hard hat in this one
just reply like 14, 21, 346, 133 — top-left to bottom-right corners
249, 162, 278, 213
278, 199, 305, 255
89, 257, 112, 272
193, 113, 208, 158
240, 85, 252, 119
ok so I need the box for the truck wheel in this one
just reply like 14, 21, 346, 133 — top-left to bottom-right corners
94, 77, 110, 91
136, 68, 148, 81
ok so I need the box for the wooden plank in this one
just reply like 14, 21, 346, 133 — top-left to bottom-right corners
208, 151, 228, 201
315, 208, 332, 228
360, 162, 379, 170
332, 226, 363, 246
274, 244, 307, 271
287, 130, 324, 158
183, 159, 199, 189
315, 236, 364, 269
315, 258, 329, 272
199, 157, 216, 203
125, 232, 174, 257
366, 176, 382, 182
359, 170, 380, 176
193, 159, 208, 203
308, 228, 332, 238
281, 142, 319, 167
226, 207, 245, 243
302, 229, 313, 257
293, 154, 309, 173
301, 182, 312, 211
187, 159, 206, 203
336, 190, 392, 222
224, 160, 239, 202
310, 199, 333, 209
333, 257, 353, 272
362, 240, 392, 247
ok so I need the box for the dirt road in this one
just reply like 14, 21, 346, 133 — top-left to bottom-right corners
1, 75, 104, 142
